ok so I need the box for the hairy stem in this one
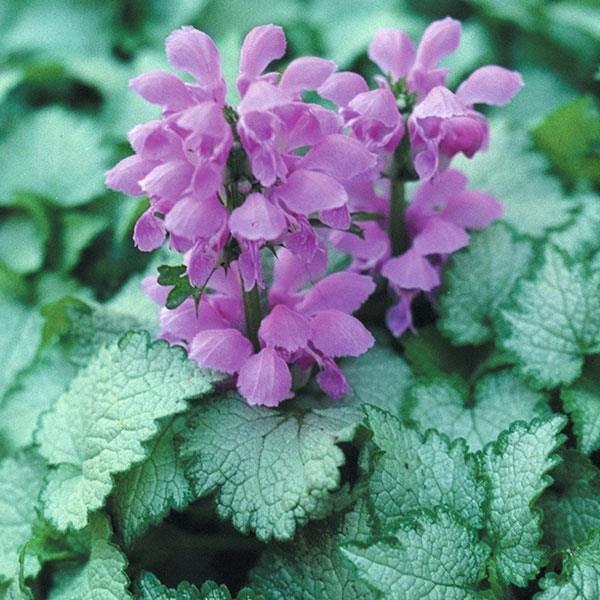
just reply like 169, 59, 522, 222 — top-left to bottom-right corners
242, 282, 262, 352
389, 171, 408, 256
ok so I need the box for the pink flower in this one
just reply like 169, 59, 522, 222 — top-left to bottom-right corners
145, 248, 375, 407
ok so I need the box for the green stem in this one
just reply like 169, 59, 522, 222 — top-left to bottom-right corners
389, 171, 408, 256
242, 282, 261, 352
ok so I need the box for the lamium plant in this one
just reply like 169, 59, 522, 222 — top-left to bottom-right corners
1, 5, 599, 600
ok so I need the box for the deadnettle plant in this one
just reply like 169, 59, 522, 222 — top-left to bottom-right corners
106, 24, 379, 406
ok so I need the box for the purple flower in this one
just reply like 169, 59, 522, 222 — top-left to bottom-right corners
145, 248, 375, 407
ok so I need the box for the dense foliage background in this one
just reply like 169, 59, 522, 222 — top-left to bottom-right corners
0, 1, 599, 599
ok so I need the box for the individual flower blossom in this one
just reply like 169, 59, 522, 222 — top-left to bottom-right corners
381, 169, 503, 335
106, 24, 378, 293
367, 17, 523, 179
144, 246, 375, 407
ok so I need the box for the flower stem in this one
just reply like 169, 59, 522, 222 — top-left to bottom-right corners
389, 168, 408, 256
242, 283, 262, 352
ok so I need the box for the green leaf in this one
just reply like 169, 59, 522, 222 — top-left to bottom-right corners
501, 248, 600, 389
0, 450, 46, 582
250, 509, 374, 600
536, 529, 600, 599
0, 215, 45, 275
0, 108, 109, 207
180, 345, 412, 541
0, 300, 43, 400
405, 370, 551, 451
36, 332, 217, 531
110, 416, 192, 547
534, 96, 600, 185
540, 450, 600, 552
48, 513, 131, 600
561, 366, 600, 454
364, 405, 485, 531
341, 508, 490, 599
481, 416, 567, 586
438, 224, 533, 345
0, 346, 77, 454
136, 572, 263, 600
454, 120, 575, 237
181, 392, 360, 541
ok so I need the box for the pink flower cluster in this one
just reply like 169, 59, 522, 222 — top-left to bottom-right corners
106, 17, 522, 407
327, 17, 522, 335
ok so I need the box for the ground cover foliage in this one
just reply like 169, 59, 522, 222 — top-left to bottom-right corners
0, 0, 599, 598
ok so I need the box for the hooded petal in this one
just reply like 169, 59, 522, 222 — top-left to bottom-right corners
166, 26, 221, 85
368, 28, 416, 80
381, 249, 439, 291
259, 304, 310, 352
386, 292, 416, 337
133, 210, 166, 251
105, 155, 158, 196
443, 190, 503, 229
318, 71, 369, 106
238, 25, 286, 94
229, 192, 287, 241
310, 310, 374, 358
412, 217, 469, 255
279, 57, 336, 96
299, 134, 377, 181
414, 17, 461, 70
140, 160, 194, 200
189, 328, 253, 374
129, 71, 194, 111
316, 359, 349, 399
348, 88, 402, 128
164, 194, 227, 241
276, 169, 348, 214
186, 244, 216, 288
456, 65, 524, 106
142, 275, 170, 305
237, 347, 292, 406
298, 272, 375, 315
318, 205, 350, 230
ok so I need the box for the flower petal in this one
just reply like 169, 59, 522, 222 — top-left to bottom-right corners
316, 359, 349, 399
238, 25, 286, 94
318, 71, 369, 106
229, 192, 287, 241
412, 217, 469, 255
189, 328, 253, 374
237, 347, 292, 406
133, 210, 166, 251
165, 195, 227, 241
310, 310, 374, 358
414, 17, 461, 70
166, 26, 221, 84
381, 249, 439, 291
444, 190, 503, 229
105, 155, 158, 196
279, 57, 336, 96
456, 65, 524, 106
368, 28, 416, 80
259, 304, 310, 352
140, 160, 194, 200
129, 71, 194, 111
276, 169, 348, 214
298, 272, 375, 315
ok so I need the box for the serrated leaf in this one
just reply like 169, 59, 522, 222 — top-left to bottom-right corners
536, 529, 600, 600
405, 370, 551, 451
501, 248, 600, 389
180, 344, 411, 541
48, 513, 131, 600
540, 450, 600, 552
364, 405, 485, 531
0, 300, 42, 400
549, 195, 600, 260
454, 120, 575, 237
561, 367, 600, 454
341, 508, 490, 599
439, 224, 533, 345
137, 571, 263, 600
482, 416, 567, 586
0, 345, 77, 454
181, 392, 360, 541
36, 332, 217, 531
111, 417, 193, 547
0, 108, 109, 207
0, 450, 46, 581
250, 509, 374, 600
